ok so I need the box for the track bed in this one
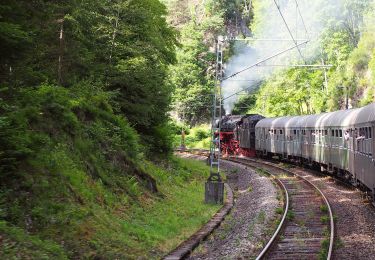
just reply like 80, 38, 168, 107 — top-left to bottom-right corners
229, 157, 334, 260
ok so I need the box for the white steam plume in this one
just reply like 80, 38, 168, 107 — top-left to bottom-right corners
222, 0, 344, 114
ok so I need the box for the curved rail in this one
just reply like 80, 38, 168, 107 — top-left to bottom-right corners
254, 168, 289, 260
263, 160, 334, 260
230, 157, 334, 260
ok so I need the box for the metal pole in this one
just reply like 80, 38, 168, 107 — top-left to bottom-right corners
252, 64, 332, 68
234, 38, 308, 42
206, 36, 224, 204
321, 58, 329, 94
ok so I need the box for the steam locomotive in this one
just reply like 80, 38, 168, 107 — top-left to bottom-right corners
218, 114, 265, 157
219, 103, 375, 201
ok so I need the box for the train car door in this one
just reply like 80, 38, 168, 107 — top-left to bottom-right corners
372, 123, 375, 202
262, 128, 266, 153
348, 128, 355, 178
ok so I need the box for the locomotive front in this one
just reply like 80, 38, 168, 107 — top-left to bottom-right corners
218, 115, 243, 156
218, 114, 264, 157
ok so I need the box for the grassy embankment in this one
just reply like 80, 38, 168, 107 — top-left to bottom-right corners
0, 85, 219, 259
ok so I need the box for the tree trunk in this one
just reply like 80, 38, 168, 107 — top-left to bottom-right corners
58, 18, 64, 85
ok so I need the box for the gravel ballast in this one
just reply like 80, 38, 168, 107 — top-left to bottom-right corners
180, 156, 280, 260
288, 166, 375, 260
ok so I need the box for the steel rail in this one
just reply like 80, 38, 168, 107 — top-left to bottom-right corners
176, 149, 334, 259
227, 158, 289, 260
230, 157, 334, 260
244, 157, 334, 260
247, 163, 289, 260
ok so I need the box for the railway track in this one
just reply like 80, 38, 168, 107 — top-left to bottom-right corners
229, 156, 334, 260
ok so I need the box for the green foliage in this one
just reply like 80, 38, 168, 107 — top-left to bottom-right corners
319, 238, 330, 260
0, 80, 217, 259
320, 205, 328, 213
250, 68, 328, 116
240, 0, 375, 116
232, 94, 257, 115
165, 0, 227, 125
320, 215, 330, 224
0, 0, 220, 258
0, 220, 67, 259
0, 0, 178, 154
173, 124, 211, 149
1, 123, 219, 258
286, 210, 295, 221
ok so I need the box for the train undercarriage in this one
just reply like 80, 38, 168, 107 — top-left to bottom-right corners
257, 150, 375, 204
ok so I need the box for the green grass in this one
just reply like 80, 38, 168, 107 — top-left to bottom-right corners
275, 207, 283, 214
0, 85, 220, 259
320, 205, 328, 213
0, 221, 68, 259
286, 210, 295, 221
0, 156, 220, 259
257, 211, 266, 224
319, 238, 330, 260
320, 215, 329, 224
256, 168, 269, 177
130, 158, 221, 257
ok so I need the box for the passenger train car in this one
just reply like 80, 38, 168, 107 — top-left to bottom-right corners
255, 103, 375, 200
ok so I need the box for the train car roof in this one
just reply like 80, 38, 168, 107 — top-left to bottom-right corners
256, 102, 375, 129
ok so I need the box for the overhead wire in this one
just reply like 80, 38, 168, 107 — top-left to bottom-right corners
273, 0, 306, 63
221, 40, 309, 80
222, 80, 263, 101
294, 0, 310, 41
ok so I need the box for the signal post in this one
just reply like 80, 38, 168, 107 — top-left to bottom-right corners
205, 36, 224, 204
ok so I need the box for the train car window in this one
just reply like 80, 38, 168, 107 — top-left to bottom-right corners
365, 128, 369, 139
360, 128, 365, 137
335, 130, 339, 137
339, 130, 342, 138
331, 130, 335, 136
280, 130, 283, 135
294, 130, 297, 135
369, 127, 372, 139
325, 130, 328, 136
